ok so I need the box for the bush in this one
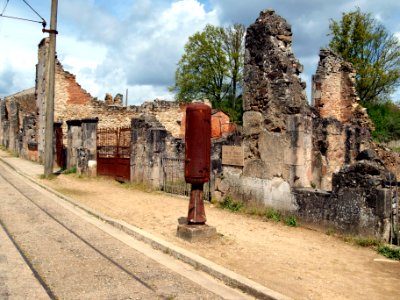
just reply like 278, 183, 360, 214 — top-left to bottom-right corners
284, 215, 298, 227
378, 244, 400, 260
364, 101, 400, 142
63, 166, 77, 174
220, 195, 243, 212
265, 208, 281, 222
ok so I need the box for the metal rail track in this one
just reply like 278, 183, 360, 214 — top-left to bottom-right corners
0, 163, 155, 298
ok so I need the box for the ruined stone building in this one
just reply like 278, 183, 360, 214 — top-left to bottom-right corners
0, 38, 235, 165
212, 10, 399, 240
1, 10, 399, 241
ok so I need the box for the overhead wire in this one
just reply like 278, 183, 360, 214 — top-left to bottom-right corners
0, 0, 10, 16
0, 0, 46, 27
21, 0, 45, 24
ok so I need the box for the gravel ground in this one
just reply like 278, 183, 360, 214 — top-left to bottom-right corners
0, 163, 233, 299
39, 174, 400, 300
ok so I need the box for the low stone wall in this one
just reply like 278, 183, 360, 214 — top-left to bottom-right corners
294, 187, 392, 240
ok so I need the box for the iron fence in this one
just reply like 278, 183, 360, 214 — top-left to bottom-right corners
161, 156, 211, 201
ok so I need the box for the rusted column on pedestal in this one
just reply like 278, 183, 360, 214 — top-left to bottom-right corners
184, 103, 211, 224
177, 103, 216, 242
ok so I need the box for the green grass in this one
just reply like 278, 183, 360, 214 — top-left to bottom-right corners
338, 234, 400, 261
39, 174, 57, 180
120, 181, 155, 193
265, 208, 281, 222
391, 146, 400, 153
284, 215, 298, 227
355, 238, 380, 247
378, 244, 400, 260
220, 195, 244, 212
63, 166, 77, 174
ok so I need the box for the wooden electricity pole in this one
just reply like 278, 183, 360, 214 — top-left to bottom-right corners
44, 0, 58, 176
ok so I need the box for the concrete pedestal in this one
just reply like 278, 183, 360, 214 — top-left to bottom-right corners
177, 224, 217, 242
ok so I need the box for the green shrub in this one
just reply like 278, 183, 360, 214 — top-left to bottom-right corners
378, 244, 400, 260
220, 195, 243, 212
63, 166, 77, 174
265, 208, 281, 222
355, 238, 380, 247
284, 215, 298, 227
364, 101, 400, 142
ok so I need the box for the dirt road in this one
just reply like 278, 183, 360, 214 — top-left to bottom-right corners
0, 161, 250, 299
38, 174, 400, 300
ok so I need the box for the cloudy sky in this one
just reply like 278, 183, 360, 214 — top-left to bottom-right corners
1, 0, 399, 104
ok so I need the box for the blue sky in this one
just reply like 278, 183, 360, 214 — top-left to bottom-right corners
1, 0, 399, 104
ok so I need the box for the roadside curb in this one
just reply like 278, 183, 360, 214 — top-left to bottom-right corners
0, 156, 291, 300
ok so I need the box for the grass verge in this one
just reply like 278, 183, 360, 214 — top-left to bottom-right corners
218, 195, 298, 227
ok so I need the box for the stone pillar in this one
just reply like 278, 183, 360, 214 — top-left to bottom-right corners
131, 116, 167, 188
81, 118, 98, 176
0, 99, 5, 146
149, 128, 167, 188
22, 115, 38, 161
311, 49, 374, 190
81, 118, 98, 160
66, 119, 82, 169
286, 115, 313, 187
242, 9, 309, 186
8, 100, 19, 153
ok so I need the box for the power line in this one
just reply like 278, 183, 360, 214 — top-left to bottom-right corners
22, 0, 45, 24
0, 0, 10, 16
0, 14, 43, 24
0, 0, 46, 27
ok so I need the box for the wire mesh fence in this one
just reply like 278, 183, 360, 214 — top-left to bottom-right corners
161, 156, 211, 201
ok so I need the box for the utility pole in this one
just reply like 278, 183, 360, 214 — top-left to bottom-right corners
44, 0, 58, 176
125, 88, 128, 107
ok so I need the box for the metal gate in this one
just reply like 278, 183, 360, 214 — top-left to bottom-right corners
161, 156, 211, 200
97, 127, 131, 181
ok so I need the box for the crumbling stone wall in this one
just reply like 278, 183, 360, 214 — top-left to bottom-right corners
66, 118, 98, 176
242, 9, 312, 190
214, 9, 312, 210
0, 88, 37, 159
130, 115, 181, 188
312, 49, 375, 190
35, 38, 185, 161
295, 150, 395, 241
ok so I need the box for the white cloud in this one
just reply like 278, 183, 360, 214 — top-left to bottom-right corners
1, 0, 399, 103
89, 0, 218, 103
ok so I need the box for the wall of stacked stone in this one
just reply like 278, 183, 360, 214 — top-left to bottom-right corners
0, 88, 37, 160
212, 10, 313, 211
311, 49, 375, 190
130, 115, 184, 188
294, 150, 395, 241
209, 9, 399, 241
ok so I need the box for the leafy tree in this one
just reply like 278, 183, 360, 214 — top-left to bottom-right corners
171, 24, 245, 114
222, 23, 246, 108
328, 8, 400, 104
171, 25, 229, 106
364, 101, 400, 142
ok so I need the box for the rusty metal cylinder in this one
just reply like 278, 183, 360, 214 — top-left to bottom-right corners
184, 103, 211, 184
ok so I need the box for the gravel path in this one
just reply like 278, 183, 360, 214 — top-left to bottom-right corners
39, 174, 400, 300
0, 161, 248, 299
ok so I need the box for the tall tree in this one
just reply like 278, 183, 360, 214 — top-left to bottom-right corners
171, 24, 245, 109
328, 8, 400, 104
223, 23, 246, 107
171, 24, 229, 107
